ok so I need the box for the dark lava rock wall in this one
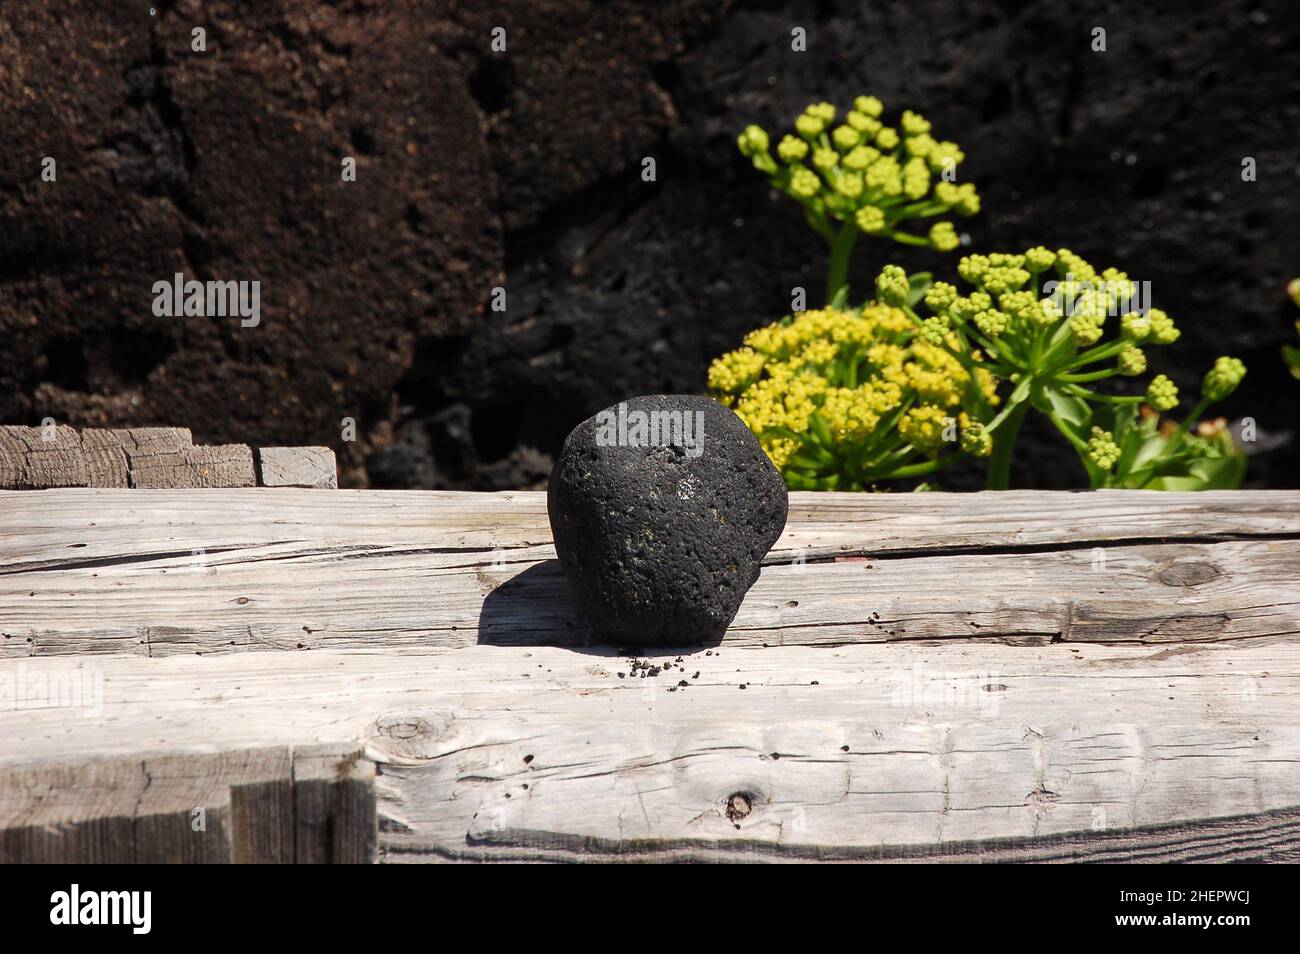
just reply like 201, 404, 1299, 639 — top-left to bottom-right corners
4, 1, 1298, 488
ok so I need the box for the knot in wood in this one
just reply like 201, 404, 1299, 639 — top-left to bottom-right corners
1157, 561, 1220, 587
725, 791, 753, 823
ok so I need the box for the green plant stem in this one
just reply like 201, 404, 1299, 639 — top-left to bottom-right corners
1046, 411, 1090, 454
881, 228, 930, 248
825, 223, 860, 304
1058, 368, 1118, 383
877, 455, 959, 479
986, 398, 1030, 490
1060, 384, 1142, 403
1051, 338, 1128, 374
1166, 396, 1213, 451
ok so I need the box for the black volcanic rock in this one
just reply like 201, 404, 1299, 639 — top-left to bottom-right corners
548, 395, 788, 646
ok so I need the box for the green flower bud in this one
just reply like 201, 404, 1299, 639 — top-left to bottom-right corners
948, 296, 978, 322
926, 140, 964, 173
831, 125, 860, 151
853, 95, 884, 118
795, 113, 825, 138
842, 144, 880, 171
1202, 356, 1246, 401
920, 315, 949, 344
1069, 312, 1104, 346
812, 147, 839, 172
875, 127, 900, 150
876, 264, 910, 306
929, 221, 959, 251
1024, 246, 1056, 273
790, 167, 820, 198
974, 309, 1009, 337
1146, 308, 1180, 345
809, 101, 837, 122
1117, 345, 1147, 376
1055, 249, 1097, 282
961, 421, 992, 458
905, 133, 936, 159
1087, 427, 1121, 470
981, 266, 1029, 296
951, 182, 980, 216
777, 134, 809, 163
855, 206, 886, 233
900, 110, 931, 135
835, 172, 864, 199
924, 281, 959, 313
1120, 311, 1151, 341
1146, 374, 1179, 412
737, 125, 769, 158
957, 254, 990, 284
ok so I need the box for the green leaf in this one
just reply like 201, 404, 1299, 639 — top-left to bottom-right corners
906, 271, 933, 308
1007, 376, 1032, 406
1139, 453, 1246, 491
785, 454, 826, 473
1035, 383, 1091, 430
1188, 454, 1247, 489
1140, 475, 1206, 491
1129, 433, 1168, 472
1112, 404, 1145, 475
809, 411, 834, 448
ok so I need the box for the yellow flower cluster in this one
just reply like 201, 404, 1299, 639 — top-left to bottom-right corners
738, 96, 981, 250
708, 305, 990, 473
927, 248, 1185, 362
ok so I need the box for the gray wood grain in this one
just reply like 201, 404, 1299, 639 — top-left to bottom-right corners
0, 746, 370, 863
2, 642, 1297, 862
2, 490, 1295, 656
0, 427, 256, 489
258, 446, 338, 489
2, 488, 1297, 862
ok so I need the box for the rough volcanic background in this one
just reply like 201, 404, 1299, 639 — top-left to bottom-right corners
3, 0, 1298, 489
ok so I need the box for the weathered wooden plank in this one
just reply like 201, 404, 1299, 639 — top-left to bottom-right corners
0, 427, 268, 489
0, 758, 144, 862
293, 746, 376, 863
0, 425, 87, 489
104, 427, 195, 488
0, 745, 370, 863
187, 444, 257, 489
79, 429, 131, 488
1, 490, 1296, 656
1, 643, 1297, 861
258, 446, 338, 489
3, 488, 1296, 564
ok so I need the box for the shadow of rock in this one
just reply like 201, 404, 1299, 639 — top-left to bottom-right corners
478, 561, 592, 649
477, 561, 724, 654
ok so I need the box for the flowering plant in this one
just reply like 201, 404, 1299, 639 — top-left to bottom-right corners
737, 96, 978, 303
708, 295, 996, 489
725, 95, 1249, 491
895, 249, 1248, 489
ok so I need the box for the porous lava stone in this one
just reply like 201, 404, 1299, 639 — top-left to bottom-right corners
548, 394, 788, 646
